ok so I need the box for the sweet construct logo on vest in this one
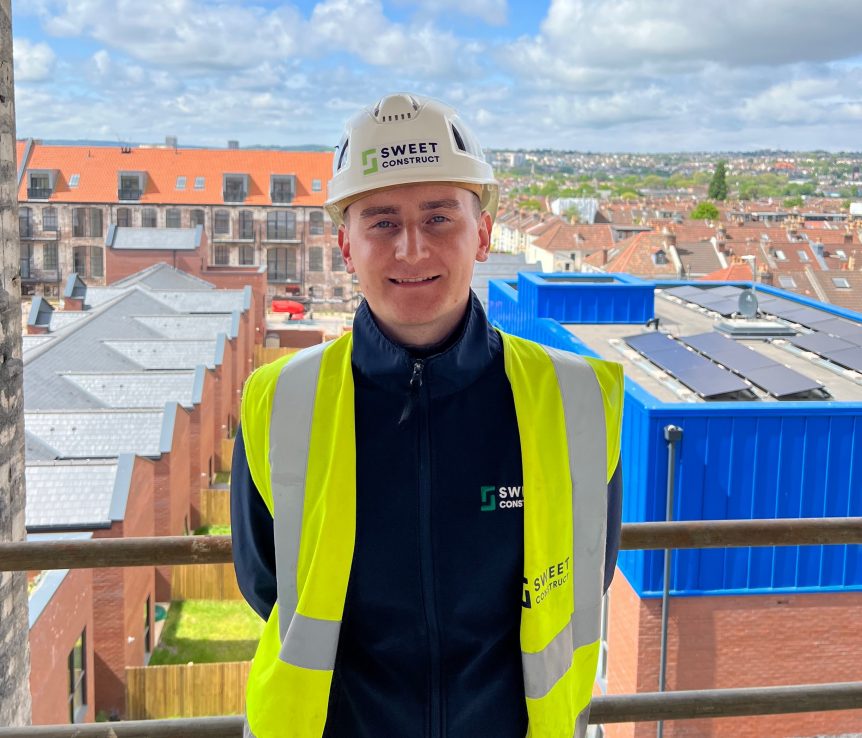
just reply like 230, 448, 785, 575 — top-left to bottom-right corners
362, 140, 442, 175
524, 557, 571, 609
480, 485, 524, 512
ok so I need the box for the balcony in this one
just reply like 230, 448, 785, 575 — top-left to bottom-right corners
27, 187, 52, 200
223, 189, 247, 203
118, 188, 143, 201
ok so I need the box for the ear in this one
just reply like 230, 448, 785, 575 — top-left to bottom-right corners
337, 223, 355, 274
475, 211, 492, 263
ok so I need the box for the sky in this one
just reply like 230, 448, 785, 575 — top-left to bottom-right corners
10, 0, 862, 153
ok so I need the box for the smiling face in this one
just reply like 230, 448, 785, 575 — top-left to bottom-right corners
338, 183, 492, 347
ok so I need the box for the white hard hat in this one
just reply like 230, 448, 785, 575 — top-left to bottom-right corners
325, 93, 499, 227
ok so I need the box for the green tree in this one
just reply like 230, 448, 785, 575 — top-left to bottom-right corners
690, 201, 720, 220
708, 160, 728, 200
783, 195, 804, 209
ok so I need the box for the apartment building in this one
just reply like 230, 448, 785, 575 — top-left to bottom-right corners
15, 140, 353, 310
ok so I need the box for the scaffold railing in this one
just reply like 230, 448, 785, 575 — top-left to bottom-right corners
2, 516, 861, 735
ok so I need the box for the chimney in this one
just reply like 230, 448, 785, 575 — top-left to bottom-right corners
228, 140, 239, 150
662, 226, 676, 247
844, 226, 853, 245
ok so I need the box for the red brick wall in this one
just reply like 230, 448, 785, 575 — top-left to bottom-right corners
105, 248, 207, 284
91, 457, 156, 719
29, 568, 95, 725
606, 572, 862, 738
202, 267, 267, 345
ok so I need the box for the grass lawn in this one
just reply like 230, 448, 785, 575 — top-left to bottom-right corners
148, 600, 263, 665
193, 524, 231, 536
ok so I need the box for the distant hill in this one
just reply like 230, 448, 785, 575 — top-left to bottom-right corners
30, 138, 332, 152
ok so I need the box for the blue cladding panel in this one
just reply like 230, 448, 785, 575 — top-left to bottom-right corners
490, 275, 862, 598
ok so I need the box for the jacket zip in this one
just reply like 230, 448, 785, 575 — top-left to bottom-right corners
413, 359, 444, 737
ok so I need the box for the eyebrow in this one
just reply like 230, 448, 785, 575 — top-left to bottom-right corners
358, 205, 400, 219
420, 199, 461, 211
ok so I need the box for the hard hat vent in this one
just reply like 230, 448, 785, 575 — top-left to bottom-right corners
373, 94, 421, 123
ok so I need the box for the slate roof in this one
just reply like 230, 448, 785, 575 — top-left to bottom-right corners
48, 312, 90, 331
106, 225, 203, 251
24, 409, 166, 458
61, 370, 198, 409
103, 339, 219, 370
146, 289, 248, 314
111, 262, 216, 290
25, 462, 120, 530
132, 314, 234, 340
22, 335, 54, 353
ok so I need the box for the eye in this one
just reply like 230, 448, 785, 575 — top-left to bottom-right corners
428, 214, 450, 224
371, 219, 396, 229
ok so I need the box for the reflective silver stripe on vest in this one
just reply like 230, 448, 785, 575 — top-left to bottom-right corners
278, 612, 342, 671
522, 347, 607, 701
269, 341, 331, 648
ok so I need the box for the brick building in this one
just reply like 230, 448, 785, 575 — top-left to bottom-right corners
14, 140, 354, 310
23, 264, 258, 720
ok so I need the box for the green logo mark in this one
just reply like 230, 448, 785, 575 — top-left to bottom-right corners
361, 148, 379, 175
480, 485, 496, 512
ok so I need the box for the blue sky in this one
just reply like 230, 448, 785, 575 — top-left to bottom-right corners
10, 1, 862, 152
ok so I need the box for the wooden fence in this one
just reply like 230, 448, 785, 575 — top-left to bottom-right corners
218, 438, 235, 474
126, 661, 251, 719
200, 488, 231, 527
171, 563, 243, 601
253, 345, 297, 369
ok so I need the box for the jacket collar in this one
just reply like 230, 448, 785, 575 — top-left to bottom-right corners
351, 292, 500, 398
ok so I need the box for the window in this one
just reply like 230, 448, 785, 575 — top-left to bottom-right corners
271, 176, 295, 204
654, 250, 667, 265
29, 173, 51, 199
267, 210, 296, 240
117, 207, 131, 227
331, 246, 345, 272
194, 176, 205, 190
240, 245, 255, 265
68, 630, 87, 723
334, 286, 344, 298
69, 174, 80, 188
267, 247, 296, 281
72, 208, 85, 237
176, 176, 186, 190
223, 175, 247, 202
118, 174, 143, 200
214, 244, 230, 265
778, 275, 797, 289
308, 246, 324, 272
775, 249, 787, 261
141, 208, 157, 228
309, 211, 324, 236
239, 211, 254, 239
836, 249, 847, 260
42, 207, 58, 231
797, 250, 809, 262
90, 247, 103, 278
190, 209, 205, 228
832, 277, 851, 289
19, 206, 32, 237
166, 208, 181, 228
214, 210, 230, 235
312, 178, 322, 192
43, 243, 58, 271
144, 597, 152, 657
89, 208, 103, 237
73, 247, 87, 274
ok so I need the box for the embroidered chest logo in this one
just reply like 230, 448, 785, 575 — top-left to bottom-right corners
480, 485, 524, 512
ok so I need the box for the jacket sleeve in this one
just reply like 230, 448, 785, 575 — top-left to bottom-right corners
230, 422, 277, 620
604, 460, 623, 593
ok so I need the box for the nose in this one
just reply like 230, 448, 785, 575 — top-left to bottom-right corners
394, 224, 430, 265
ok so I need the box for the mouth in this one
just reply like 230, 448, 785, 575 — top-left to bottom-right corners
389, 275, 440, 285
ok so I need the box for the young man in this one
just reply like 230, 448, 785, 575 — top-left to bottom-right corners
231, 93, 624, 738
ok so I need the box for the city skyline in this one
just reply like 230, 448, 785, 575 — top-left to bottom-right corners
10, 0, 862, 153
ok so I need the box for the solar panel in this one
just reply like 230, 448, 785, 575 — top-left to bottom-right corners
816, 318, 862, 345
682, 331, 826, 399
824, 347, 862, 373
664, 286, 702, 299
625, 332, 753, 399
790, 333, 856, 355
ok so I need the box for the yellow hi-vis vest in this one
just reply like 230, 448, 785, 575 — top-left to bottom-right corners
240, 330, 623, 738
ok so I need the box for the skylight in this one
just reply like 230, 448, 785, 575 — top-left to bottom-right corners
831, 277, 850, 289
194, 176, 205, 190
69, 174, 80, 188
778, 276, 797, 288
176, 176, 186, 190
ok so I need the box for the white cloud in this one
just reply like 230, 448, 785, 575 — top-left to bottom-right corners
13, 38, 57, 82
392, 0, 508, 25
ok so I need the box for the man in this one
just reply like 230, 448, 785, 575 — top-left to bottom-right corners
231, 93, 624, 738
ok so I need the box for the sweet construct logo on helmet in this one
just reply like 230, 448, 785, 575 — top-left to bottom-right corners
362, 140, 442, 176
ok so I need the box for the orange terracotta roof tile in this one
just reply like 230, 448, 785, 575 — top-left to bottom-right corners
18, 143, 333, 207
